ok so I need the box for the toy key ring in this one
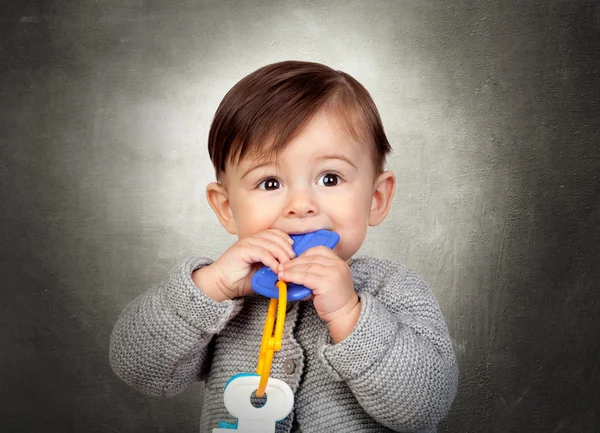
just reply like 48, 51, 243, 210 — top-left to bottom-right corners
255, 279, 287, 397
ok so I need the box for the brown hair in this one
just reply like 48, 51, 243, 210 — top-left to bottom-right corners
207, 60, 391, 180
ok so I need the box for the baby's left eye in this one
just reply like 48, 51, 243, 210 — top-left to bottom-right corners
317, 173, 341, 187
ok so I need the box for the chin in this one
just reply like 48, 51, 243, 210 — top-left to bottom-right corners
336, 242, 363, 261
334, 247, 352, 262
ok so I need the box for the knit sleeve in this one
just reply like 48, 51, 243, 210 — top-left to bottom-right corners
317, 262, 458, 431
109, 257, 244, 397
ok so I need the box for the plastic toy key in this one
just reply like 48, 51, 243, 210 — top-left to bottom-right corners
212, 374, 294, 433
251, 229, 340, 301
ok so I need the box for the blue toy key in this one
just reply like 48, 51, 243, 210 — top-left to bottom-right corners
251, 229, 340, 301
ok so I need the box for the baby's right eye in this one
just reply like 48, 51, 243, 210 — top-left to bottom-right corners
257, 178, 281, 191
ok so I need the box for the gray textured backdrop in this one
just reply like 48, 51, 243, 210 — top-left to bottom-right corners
1, 0, 599, 432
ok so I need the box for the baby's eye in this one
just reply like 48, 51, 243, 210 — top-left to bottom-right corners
258, 178, 281, 191
317, 173, 341, 187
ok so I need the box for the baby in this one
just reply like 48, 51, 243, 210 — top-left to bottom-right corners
110, 60, 458, 432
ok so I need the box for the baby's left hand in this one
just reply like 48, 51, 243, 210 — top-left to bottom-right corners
278, 246, 360, 343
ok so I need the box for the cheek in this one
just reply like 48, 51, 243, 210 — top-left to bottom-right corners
335, 214, 369, 258
231, 197, 279, 238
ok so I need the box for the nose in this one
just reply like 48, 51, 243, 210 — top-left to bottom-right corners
284, 188, 318, 217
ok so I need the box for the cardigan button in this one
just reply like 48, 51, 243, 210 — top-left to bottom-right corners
284, 359, 296, 374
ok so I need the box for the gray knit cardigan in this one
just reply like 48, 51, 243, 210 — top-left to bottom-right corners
109, 256, 458, 432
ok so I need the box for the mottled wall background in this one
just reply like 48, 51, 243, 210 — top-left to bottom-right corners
1, 0, 599, 432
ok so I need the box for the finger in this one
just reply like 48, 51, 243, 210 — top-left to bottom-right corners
280, 258, 340, 278
300, 245, 339, 258
277, 267, 325, 291
280, 255, 338, 272
254, 229, 293, 245
252, 231, 296, 259
242, 247, 282, 274
245, 237, 293, 268
264, 228, 295, 245
277, 263, 338, 284
243, 237, 290, 266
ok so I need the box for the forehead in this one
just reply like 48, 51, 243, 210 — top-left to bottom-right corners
248, 112, 368, 163
290, 112, 364, 152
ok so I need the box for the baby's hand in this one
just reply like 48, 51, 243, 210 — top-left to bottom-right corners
277, 246, 360, 343
194, 229, 295, 301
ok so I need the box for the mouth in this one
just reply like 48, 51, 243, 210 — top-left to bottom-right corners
288, 228, 332, 236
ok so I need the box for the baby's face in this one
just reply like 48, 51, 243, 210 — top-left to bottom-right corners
221, 111, 379, 261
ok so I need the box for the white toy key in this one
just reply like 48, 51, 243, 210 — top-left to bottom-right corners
213, 374, 294, 433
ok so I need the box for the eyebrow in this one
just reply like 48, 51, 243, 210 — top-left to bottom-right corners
241, 160, 276, 179
240, 153, 358, 179
317, 154, 358, 170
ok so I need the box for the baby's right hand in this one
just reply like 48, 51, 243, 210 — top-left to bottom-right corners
193, 229, 295, 301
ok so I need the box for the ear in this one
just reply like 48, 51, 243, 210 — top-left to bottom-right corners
206, 182, 237, 235
368, 170, 396, 227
